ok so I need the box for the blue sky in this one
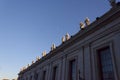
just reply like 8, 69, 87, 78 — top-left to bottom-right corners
0, 0, 118, 79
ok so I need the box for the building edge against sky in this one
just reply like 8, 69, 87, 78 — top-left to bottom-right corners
18, 2, 120, 80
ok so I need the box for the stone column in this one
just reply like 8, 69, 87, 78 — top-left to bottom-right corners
84, 44, 92, 80
47, 63, 52, 80
58, 60, 62, 80
61, 55, 66, 80
113, 34, 120, 80
39, 68, 42, 80
78, 47, 84, 80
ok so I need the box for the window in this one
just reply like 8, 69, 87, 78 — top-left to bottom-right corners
52, 66, 58, 80
69, 60, 76, 80
97, 47, 115, 80
34, 73, 38, 80
43, 71, 46, 80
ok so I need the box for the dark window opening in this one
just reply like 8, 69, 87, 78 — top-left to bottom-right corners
43, 71, 46, 80
52, 66, 58, 80
34, 73, 38, 80
97, 46, 115, 80
69, 59, 76, 80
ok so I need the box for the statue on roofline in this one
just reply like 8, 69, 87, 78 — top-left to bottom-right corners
42, 51, 46, 56
65, 33, 70, 40
32, 60, 34, 64
36, 56, 40, 61
80, 22, 85, 30
62, 36, 65, 43
51, 43, 56, 51
108, 0, 116, 7
85, 17, 90, 26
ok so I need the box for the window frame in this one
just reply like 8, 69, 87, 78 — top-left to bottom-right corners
69, 59, 76, 80
42, 70, 46, 80
67, 56, 78, 80
52, 66, 58, 80
92, 42, 118, 80
97, 46, 115, 80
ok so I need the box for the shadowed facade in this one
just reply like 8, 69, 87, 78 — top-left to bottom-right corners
18, 2, 120, 80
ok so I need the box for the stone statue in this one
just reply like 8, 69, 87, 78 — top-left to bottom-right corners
22, 66, 26, 71
51, 43, 56, 51
108, 0, 116, 7
36, 56, 40, 61
32, 60, 34, 64
85, 17, 90, 26
62, 36, 65, 43
42, 51, 46, 56
65, 33, 70, 40
80, 22, 85, 30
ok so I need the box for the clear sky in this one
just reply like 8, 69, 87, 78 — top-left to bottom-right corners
0, 0, 119, 79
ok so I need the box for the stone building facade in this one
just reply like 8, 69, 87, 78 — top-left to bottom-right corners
18, 2, 120, 80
